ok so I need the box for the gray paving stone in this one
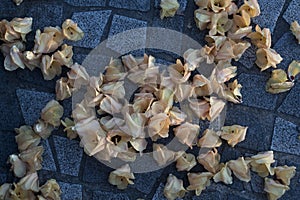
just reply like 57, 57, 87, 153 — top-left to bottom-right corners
0, 0, 23, 19
53, 136, 83, 176
250, 172, 264, 193
278, 83, 300, 118
238, 73, 278, 110
152, 183, 168, 200
129, 169, 163, 194
0, 173, 6, 184
16, 89, 55, 125
192, 190, 222, 200
238, 45, 257, 69
64, 0, 106, 6
155, 0, 188, 13
92, 191, 130, 200
283, 0, 300, 24
70, 11, 112, 49
271, 117, 300, 156
274, 32, 300, 71
41, 139, 56, 172
109, 0, 150, 12
58, 182, 82, 200
225, 105, 274, 151
152, 15, 184, 32
0, 131, 18, 170
73, 54, 87, 65
252, 0, 285, 33
107, 15, 147, 55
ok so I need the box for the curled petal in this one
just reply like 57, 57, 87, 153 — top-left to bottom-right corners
216, 39, 251, 62
148, 113, 171, 140
189, 98, 210, 120
99, 95, 123, 115
23, 51, 42, 71
61, 117, 78, 140
67, 63, 90, 89
209, 0, 232, 13
0, 41, 25, 57
19, 146, 44, 173
34, 27, 64, 54
160, 0, 180, 19
192, 74, 213, 97
194, 8, 212, 31
40, 179, 62, 200
291, 21, 300, 44
53, 44, 73, 67
104, 58, 127, 82
101, 81, 125, 99
174, 122, 200, 148
153, 144, 175, 166
256, 48, 283, 71
264, 178, 289, 200
233, 10, 251, 28
164, 174, 186, 200
209, 97, 226, 122
209, 12, 233, 36
169, 106, 187, 126
187, 172, 213, 196
62, 19, 84, 41
4, 45, 25, 71
287, 60, 300, 82
213, 163, 233, 184
15, 125, 41, 152
214, 61, 237, 83
228, 157, 251, 182
183, 49, 202, 71
10, 17, 32, 40
274, 165, 296, 186
41, 100, 64, 127
176, 152, 197, 171
250, 151, 275, 177
221, 125, 248, 147
18, 172, 39, 192
56, 77, 73, 101
168, 59, 191, 84
8, 154, 26, 178
248, 25, 272, 48
239, 0, 261, 17
198, 129, 222, 148
197, 148, 220, 173
41, 55, 62, 80
33, 119, 55, 139
108, 164, 135, 190
228, 26, 252, 40
0, 19, 20, 42
224, 79, 243, 104
266, 69, 294, 94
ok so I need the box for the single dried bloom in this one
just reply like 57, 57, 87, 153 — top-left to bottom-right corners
23, 51, 42, 71
250, 151, 275, 177
108, 164, 135, 190
176, 152, 197, 171
67, 63, 90, 89
209, 0, 232, 13
287, 60, 300, 82
248, 25, 272, 48
228, 26, 252, 40
148, 113, 171, 140
194, 8, 212, 30
187, 172, 213, 196
41, 55, 62, 80
256, 48, 283, 71
174, 122, 200, 148
197, 148, 220, 173
227, 157, 251, 182
209, 97, 226, 122
101, 81, 126, 99
104, 58, 127, 82
233, 10, 251, 28
0, 19, 20, 42
40, 179, 62, 200
9, 183, 36, 200
0, 183, 11, 200
216, 39, 250, 62
164, 174, 186, 200
53, 44, 73, 67
213, 163, 233, 185
72, 100, 95, 121
33, 119, 55, 139
34, 27, 64, 54
10, 17, 32, 41
169, 107, 187, 126
291, 21, 300, 44
239, 0, 260, 17
18, 172, 39, 192
56, 77, 73, 101
13, 0, 23, 6
41, 100, 64, 127
264, 178, 289, 200
214, 61, 237, 84
8, 154, 26, 178
61, 117, 77, 140
125, 112, 147, 139
15, 125, 41, 152
160, 0, 180, 19
0, 40, 25, 57
189, 98, 210, 120
4, 45, 26, 71
183, 49, 203, 71
62, 19, 84, 41
99, 95, 123, 115
266, 69, 294, 94
274, 165, 296, 186
153, 144, 176, 166
209, 12, 233, 36
192, 74, 213, 97
168, 59, 191, 84
221, 125, 248, 147
198, 129, 222, 148
19, 146, 44, 173
224, 79, 243, 104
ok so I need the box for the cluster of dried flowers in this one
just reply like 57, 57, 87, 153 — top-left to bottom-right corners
0, 17, 84, 80
0, 100, 64, 200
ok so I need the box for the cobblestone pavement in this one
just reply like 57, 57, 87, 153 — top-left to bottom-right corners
0, 0, 300, 200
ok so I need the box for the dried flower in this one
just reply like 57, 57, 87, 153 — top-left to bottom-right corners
160, 0, 180, 19
61, 117, 77, 140
124, 112, 147, 139
13, 0, 23, 6
174, 122, 200, 148
189, 98, 210, 120
8, 154, 26, 178
108, 164, 135, 190
187, 172, 213, 196
197, 148, 220, 173
19, 146, 44, 173
227, 157, 251, 182
209, 12, 233, 36
148, 113, 171, 140
53, 44, 73, 67
0, 183, 11, 200
99, 95, 123, 115
209, 97, 226, 122
264, 178, 289, 200
62, 19, 84, 41
10, 17, 32, 41
23, 51, 42, 71
250, 151, 275, 177
41, 100, 64, 127
67, 63, 90, 89
266, 69, 294, 94
56, 77, 73, 100
18, 172, 39, 192
216, 39, 251, 61
291, 21, 300, 44
213, 163, 233, 184
183, 49, 202, 71
41, 55, 62, 80
192, 74, 213, 97
9, 183, 36, 200
239, 0, 261, 17
15, 125, 41, 152
224, 79, 243, 104
209, 0, 232, 13
153, 144, 175, 166
198, 129, 222, 148
0, 19, 20, 42
176, 152, 197, 171
168, 59, 191, 84
34, 27, 64, 54
194, 8, 212, 30
287, 60, 300, 82
164, 174, 186, 200
274, 165, 296, 186
104, 58, 127, 82
248, 25, 271, 49
33, 119, 55, 139
169, 107, 187, 126
255, 48, 283, 71
4, 45, 26, 71
40, 179, 62, 200
220, 125, 248, 147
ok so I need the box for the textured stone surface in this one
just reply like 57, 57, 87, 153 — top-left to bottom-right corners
274, 32, 300, 70
277, 83, 300, 118
64, 0, 106, 6
130, 170, 163, 194
41, 139, 57, 172
92, 191, 130, 200
250, 172, 264, 193
0, 131, 17, 170
192, 190, 222, 200
109, 0, 150, 12
252, 0, 285, 32
16, 89, 54, 125
271, 117, 300, 156
0, 173, 6, 184
238, 73, 278, 110
283, 0, 300, 24
238, 45, 257, 69
71, 11, 112, 49
152, 183, 168, 200
225, 105, 274, 151
58, 182, 82, 200
53, 136, 83, 176
107, 15, 147, 55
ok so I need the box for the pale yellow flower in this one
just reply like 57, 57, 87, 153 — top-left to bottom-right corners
160, 0, 180, 19
239, 0, 261, 17
34, 27, 64, 54
197, 148, 220, 173
266, 69, 294, 94
213, 163, 233, 184
41, 100, 64, 127
176, 152, 197, 171
148, 113, 171, 140
108, 164, 135, 190
256, 48, 283, 71
174, 122, 200, 148
249, 151, 275, 177
227, 157, 251, 182
274, 165, 296, 186
248, 25, 272, 48
221, 125, 248, 147
287, 60, 300, 82
291, 21, 300, 44
187, 172, 213, 196
62, 19, 84, 41
4, 45, 26, 71
56, 77, 73, 101
53, 44, 73, 67
264, 178, 289, 200
194, 8, 213, 30
198, 129, 222, 148
209, 12, 233, 36
40, 179, 62, 200
41, 55, 62, 80
164, 174, 186, 200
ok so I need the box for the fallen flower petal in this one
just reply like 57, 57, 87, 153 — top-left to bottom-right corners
164, 174, 186, 200
274, 165, 296, 186
108, 164, 135, 190
287, 60, 300, 82
255, 48, 283, 71
176, 152, 197, 171
15, 125, 41, 152
264, 178, 289, 200
197, 148, 220, 173
227, 157, 251, 182
40, 179, 62, 200
160, 0, 180, 19
8, 154, 26, 178
213, 163, 233, 184
41, 100, 64, 127
291, 21, 300, 44
221, 125, 248, 147
187, 172, 213, 196
153, 144, 175, 166
197, 129, 222, 148
174, 122, 200, 148
62, 19, 84, 41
